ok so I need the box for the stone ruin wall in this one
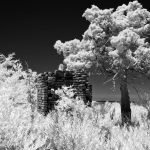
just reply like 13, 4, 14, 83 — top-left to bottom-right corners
36, 70, 92, 116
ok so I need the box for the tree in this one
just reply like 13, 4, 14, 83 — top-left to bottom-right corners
54, 1, 150, 125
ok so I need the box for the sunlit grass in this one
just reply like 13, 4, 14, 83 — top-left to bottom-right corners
1, 87, 150, 150
1, 54, 150, 149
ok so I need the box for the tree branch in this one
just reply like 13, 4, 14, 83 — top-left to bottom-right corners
103, 72, 119, 84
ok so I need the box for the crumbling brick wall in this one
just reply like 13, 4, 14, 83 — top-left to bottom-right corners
36, 70, 92, 116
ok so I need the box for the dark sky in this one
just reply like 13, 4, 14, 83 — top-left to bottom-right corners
0, 0, 150, 100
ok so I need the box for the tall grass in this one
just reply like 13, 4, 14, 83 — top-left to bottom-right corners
1, 54, 150, 149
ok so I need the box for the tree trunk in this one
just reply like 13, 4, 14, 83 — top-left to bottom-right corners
120, 69, 131, 126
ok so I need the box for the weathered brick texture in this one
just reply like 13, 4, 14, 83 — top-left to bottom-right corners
37, 70, 92, 116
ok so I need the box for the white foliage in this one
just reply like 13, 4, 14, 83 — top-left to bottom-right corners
54, 1, 150, 73
111, 29, 143, 52
0, 53, 37, 149
55, 86, 86, 114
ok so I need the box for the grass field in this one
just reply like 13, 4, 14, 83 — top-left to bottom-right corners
0, 92, 150, 150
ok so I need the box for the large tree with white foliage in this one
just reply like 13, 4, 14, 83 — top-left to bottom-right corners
54, 1, 150, 125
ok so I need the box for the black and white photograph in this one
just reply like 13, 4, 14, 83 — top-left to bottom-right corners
0, 0, 150, 149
